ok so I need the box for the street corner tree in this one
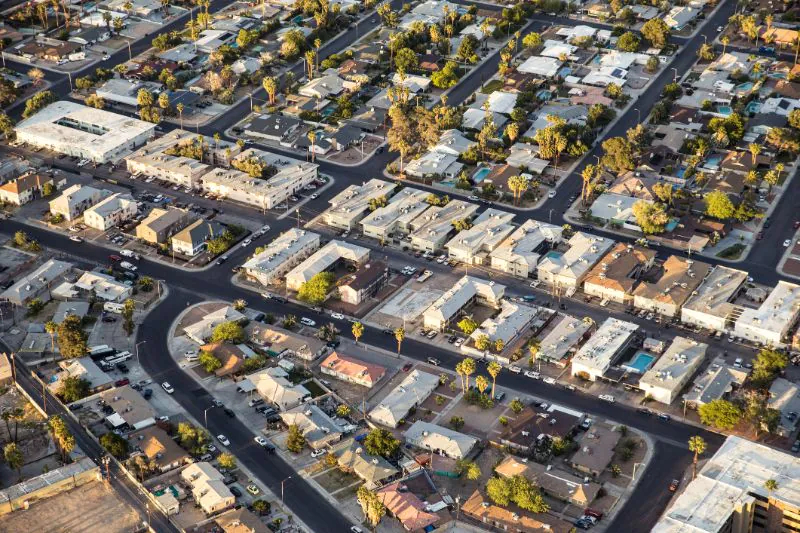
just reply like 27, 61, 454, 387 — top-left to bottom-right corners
297, 272, 335, 305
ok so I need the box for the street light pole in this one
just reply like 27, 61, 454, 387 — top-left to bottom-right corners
135, 341, 147, 366
204, 405, 214, 427
671, 68, 678, 83
633, 108, 641, 123
281, 475, 292, 504
632, 462, 645, 480
127, 41, 132, 61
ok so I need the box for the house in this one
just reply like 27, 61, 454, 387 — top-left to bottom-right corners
247, 367, 310, 411
517, 56, 562, 78
638, 337, 708, 405
570, 425, 621, 477
49, 184, 111, 221
369, 370, 439, 428
664, 6, 698, 29
582, 243, 656, 304
495, 456, 601, 508
171, 220, 225, 256
588, 193, 644, 230
0, 259, 72, 305
215, 508, 270, 533
52, 301, 90, 324
404, 151, 463, 180
431, 129, 475, 157
96, 78, 163, 108
339, 260, 389, 305
231, 57, 261, 75
445, 209, 515, 265
194, 29, 236, 53
537, 232, 614, 289
461, 108, 507, 131
683, 356, 749, 408
462, 490, 571, 533
181, 462, 235, 516
73, 271, 132, 302
130, 426, 193, 472
100, 385, 156, 430
280, 404, 344, 450
320, 351, 386, 388
323, 179, 395, 230
135, 208, 193, 244
633, 256, 711, 317
490, 220, 563, 278
346, 106, 388, 133
250, 325, 327, 361
184, 306, 246, 344
332, 439, 399, 488
409, 200, 480, 252
404, 421, 477, 459
422, 275, 505, 331
48, 357, 113, 395
200, 342, 254, 377
571, 318, 638, 381
285, 240, 369, 291
376, 481, 439, 532
84, 193, 138, 231
499, 405, 581, 453
0, 173, 55, 206
243, 229, 321, 286
328, 125, 364, 151
244, 113, 302, 143
299, 71, 353, 99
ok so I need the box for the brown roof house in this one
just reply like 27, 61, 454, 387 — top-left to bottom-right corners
570, 425, 621, 477
215, 507, 270, 533
632, 255, 711, 317
607, 173, 659, 201
495, 456, 602, 508
582, 243, 656, 305
462, 490, 572, 533
200, 342, 257, 377
376, 480, 440, 532
720, 150, 770, 175
498, 406, 580, 454
0, 174, 56, 206
332, 438, 399, 489
320, 351, 386, 388
130, 426, 193, 473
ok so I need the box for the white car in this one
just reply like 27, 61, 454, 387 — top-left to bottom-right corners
784, 239, 792, 247
548, 190, 557, 198
311, 449, 325, 458
330, 312, 345, 320
508, 365, 522, 374
524, 370, 540, 379
254, 436, 269, 446
217, 434, 230, 446
161, 382, 174, 394
542, 377, 557, 385
467, 195, 480, 201
310, 193, 319, 199
599, 394, 615, 403
69, 236, 83, 243
241, 238, 252, 247
300, 317, 316, 327
261, 225, 270, 232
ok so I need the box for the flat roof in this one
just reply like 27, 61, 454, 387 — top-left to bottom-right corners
1, 259, 72, 303
445, 208, 515, 255
639, 336, 707, 393
736, 280, 800, 335
74, 271, 130, 301
409, 200, 479, 245
285, 240, 369, 286
100, 385, 155, 428
538, 232, 614, 282
325, 179, 395, 223
369, 370, 439, 427
126, 130, 211, 177
471, 300, 538, 345
242, 229, 320, 278
633, 256, 711, 307
490, 219, 563, 269
87, 192, 135, 218
683, 356, 749, 406
423, 275, 505, 325
537, 314, 592, 363
138, 208, 190, 234
653, 436, 800, 532
572, 318, 638, 372
359, 188, 432, 233
682, 265, 748, 317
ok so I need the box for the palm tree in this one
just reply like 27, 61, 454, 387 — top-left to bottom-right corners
176, 103, 184, 130
307, 131, 317, 163
305, 50, 315, 80
748, 143, 761, 165
262, 76, 277, 105
688, 436, 707, 480
352, 322, 364, 345
487, 361, 501, 398
507, 175, 528, 205
314, 38, 321, 72
764, 478, 778, 499
505, 122, 519, 145
475, 375, 489, 395
721, 35, 730, 55
528, 339, 541, 367
462, 357, 476, 390
394, 327, 405, 354
455, 360, 466, 391
45, 321, 57, 360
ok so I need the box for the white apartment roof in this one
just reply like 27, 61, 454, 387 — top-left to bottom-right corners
405, 151, 463, 178
682, 265, 748, 318
589, 193, 641, 224
325, 179, 394, 222
736, 281, 800, 338
404, 421, 477, 459
484, 91, 519, 115
86, 192, 135, 218
639, 336, 707, 394
360, 188, 431, 234
490, 220, 563, 271
49, 184, 108, 213
768, 378, 800, 434
540, 40, 577, 59
653, 436, 800, 532
410, 200, 479, 246
0, 259, 72, 303
517, 56, 562, 77
572, 318, 638, 373
683, 356, 749, 406
242, 229, 320, 278
445, 208, 515, 255
537, 314, 592, 363
369, 370, 440, 428
423, 275, 505, 326
286, 240, 369, 286
74, 271, 130, 301
15, 101, 154, 158
538, 231, 614, 282
126, 130, 210, 177
471, 299, 538, 345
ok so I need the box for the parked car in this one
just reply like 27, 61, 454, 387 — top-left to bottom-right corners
246, 484, 260, 495
402, 363, 413, 372
230, 486, 242, 497
115, 378, 130, 387
669, 479, 680, 492
223, 408, 236, 418
217, 434, 230, 446
330, 312, 345, 320
161, 382, 174, 394
311, 449, 325, 458
300, 317, 316, 327
426, 357, 440, 366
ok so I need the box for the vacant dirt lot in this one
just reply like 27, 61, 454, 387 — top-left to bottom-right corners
0, 480, 141, 533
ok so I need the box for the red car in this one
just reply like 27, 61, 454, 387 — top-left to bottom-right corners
794, 221, 800, 229
584, 508, 604, 520
402, 363, 413, 372
109, 255, 122, 262
115, 378, 130, 387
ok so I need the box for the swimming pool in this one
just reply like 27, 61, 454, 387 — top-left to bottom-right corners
736, 82, 754, 92
745, 101, 762, 115
702, 154, 723, 170
537, 89, 553, 100
544, 251, 563, 260
473, 167, 491, 183
715, 105, 733, 116
624, 352, 655, 374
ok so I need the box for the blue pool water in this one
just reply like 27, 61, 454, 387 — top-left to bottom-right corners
675, 166, 687, 179
745, 101, 762, 114
769, 72, 787, 79
537, 89, 553, 100
473, 167, 491, 183
625, 352, 656, 374
715, 105, 733, 116
736, 82, 754, 92
545, 251, 563, 260
558, 67, 572, 78
702, 154, 723, 169
665, 219, 678, 232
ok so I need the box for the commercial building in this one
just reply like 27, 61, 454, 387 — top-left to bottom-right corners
15, 101, 155, 163
74, 271, 132, 302
320, 351, 386, 388
409, 200, 480, 253
100, 385, 156, 430
653, 436, 800, 533
537, 232, 614, 289
684, 356, 750, 408
359, 188, 431, 241
422, 275, 505, 331
285, 240, 369, 292
338, 260, 389, 305
0, 173, 55, 205
125, 130, 211, 188
322, 179, 395, 230
369, 370, 439, 428
490, 220, 563, 278
571, 318, 638, 381
570, 425, 621, 477
171, 220, 225, 256
582, 243, 656, 304
242, 229, 321, 287
638, 336, 708, 405
734, 281, 800, 347
248, 367, 310, 411
445, 209, 515, 265
279, 404, 344, 450
404, 421, 477, 459
135, 207, 193, 244
49, 184, 111, 221
0, 259, 72, 305
181, 462, 235, 516
681, 265, 749, 332
536, 314, 593, 367
83, 192, 138, 230
633, 256, 712, 317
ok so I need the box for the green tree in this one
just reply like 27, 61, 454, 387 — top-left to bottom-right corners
297, 272, 335, 305
352, 322, 364, 345
601, 137, 635, 172
704, 190, 735, 220
510, 398, 524, 414
177, 422, 210, 455
457, 317, 478, 335
56, 315, 87, 358
751, 348, 789, 388
57, 376, 91, 403
642, 18, 670, 48
26, 298, 44, 316
646, 55, 660, 73
286, 424, 306, 453
394, 327, 405, 354
45, 320, 58, 357
357, 486, 386, 532
22, 90, 56, 118
616, 32, 640, 52
487, 361, 502, 398
456, 459, 482, 480
487, 475, 548, 513
765, 478, 779, 498
699, 399, 743, 430
698, 42, 715, 61
198, 350, 222, 373
430, 61, 459, 89
122, 298, 135, 335
522, 32, 542, 50
394, 47, 418, 74
632, 200, 670, 234
4, 443, 23, 481
475, 334, 491, 351
100, 432, 129, 459
450, 415, 465, 429
217, 452, 236, 470
475, 375, 489, 395
252, 499, 270, 515
364, 428, 399, 457
211, 321, 245, 343
688, 436, 706, 480
336, 404, 351, 417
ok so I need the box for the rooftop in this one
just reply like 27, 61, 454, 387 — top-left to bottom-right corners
242, 229, 320, 278
538, 232, 614, 282
285, 240, 369, 287
490, 220, 563, 270
683, 356, 749, 406
445, 208, 515, 255
736, 280, 800, 337
583, 243, 656, 294
639, 336, 708, 393
409, 200, 480, 245
359, 188, 432, 234
633, 256, 711, 307
423, 275, 505, 326
572, 318, 638, 372
404, 421, 478, 458
320, 351, 386, 387
138, 207, 191, 235
471, 299, 538, 346
682, 265, 749, 318
537, 314, 593, 364
129, 425, 191, 469
325, 179, 395, 223
571, 424, 621, 474
369, 370, 440, 428
100, 385, 156, 429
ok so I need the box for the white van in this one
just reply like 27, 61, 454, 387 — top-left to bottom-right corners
599, 394, 615, 403
104, 302, 125, 314
120, 250, 139, 259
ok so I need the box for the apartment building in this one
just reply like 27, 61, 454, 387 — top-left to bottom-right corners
323, 179, 395, 230
285, 240, 369, 292
409, 200, 480, 252
681, 265, 749, 332
445, 209, 515, 265
422, 275, 505, 331
49, 184, 111, 221
582, 243, 656, 304
638, 336, 708, 405
571, 318, 638, 381
632, 256, 711, 317
338, 260, 389, 305
734, 281, 800, 347
489, 220, 563, 278
171, 220, 225, 256
135, 207, 193, 244
536, 314, 593, 367
83, 192, 138, 231
242, 229, 321, 287
125, 130, 211, 188
359, 188, 431, 241
537, 232, 614, 289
